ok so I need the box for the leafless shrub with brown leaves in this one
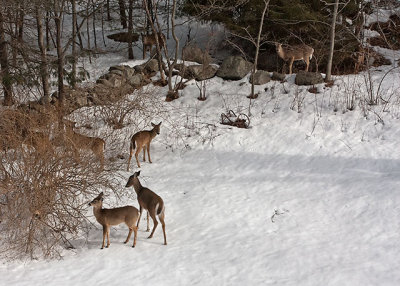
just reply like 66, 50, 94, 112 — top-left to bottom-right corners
0, 109, 120, 259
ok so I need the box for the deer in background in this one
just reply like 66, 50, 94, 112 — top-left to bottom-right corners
127, 122, 161, 170
62, 120, 106, 170
88, 192, 139, 249
141, 32, 166, 59
125, 171, 167, 245
275, 43, 314, 74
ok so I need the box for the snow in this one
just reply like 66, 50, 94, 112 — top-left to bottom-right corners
2, 4, 400, 286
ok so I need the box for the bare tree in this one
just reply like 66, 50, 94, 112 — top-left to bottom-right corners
0, 8, 14, 106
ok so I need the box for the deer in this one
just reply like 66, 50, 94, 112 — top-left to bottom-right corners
125, 171, 167, 245
275, 43, 314, 74
141, 32, 166, 59
127, 122, 161, 171
62, 120, 106, 170
88, 192, 139, 249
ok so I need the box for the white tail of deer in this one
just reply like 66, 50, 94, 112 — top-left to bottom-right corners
88, 192, 139, 249
127, 122, 161, 170
125, 171, 167, 245
276, 43, 314, 74
63, 120, 106, 169
141, 33, 166, 59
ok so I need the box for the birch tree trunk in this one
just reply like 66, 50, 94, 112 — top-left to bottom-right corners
326, 0, 339, 82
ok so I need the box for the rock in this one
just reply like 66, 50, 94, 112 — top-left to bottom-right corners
182, 44, 212, 64
216, 56, 253, 80
107, 32, 139, 43
295, 71, 324, 85
184, 64, 218, 81
250, 70, 271, 85
271, 72, 286, 81
127, 73, 145, 87
134, 59, 159, 74
109, 65, 135, 78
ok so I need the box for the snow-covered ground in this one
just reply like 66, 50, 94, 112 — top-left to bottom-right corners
1, 5, 400, 286
1, 62, 400, 285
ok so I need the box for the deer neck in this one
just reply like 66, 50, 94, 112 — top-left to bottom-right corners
92, 205, 103, 221
132, 177, 144, 196
277, 46, 286, 60
150, 128, 158, 139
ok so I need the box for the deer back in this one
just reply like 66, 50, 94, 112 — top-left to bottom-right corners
277, 44, 314, 61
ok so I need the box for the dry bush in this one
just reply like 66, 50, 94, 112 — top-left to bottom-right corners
0, 109, 120, 259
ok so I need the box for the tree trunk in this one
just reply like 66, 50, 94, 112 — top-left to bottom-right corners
54, 14, 65, 106
0, 10, 13, 106
71, 0, 77, 88
326, 0, 339, 82
118, 0, 127, 29
250, 0, 269, 99
106, 0, 111, 21
128, 0, 134, 59
36, 6, 50, 103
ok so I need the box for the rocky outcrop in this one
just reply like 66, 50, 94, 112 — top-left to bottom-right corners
182, 44, 212, 65
271, 72, 286, 81
294, 71, 324, 85
183, 64, 218, 81
250, 70, 271, 85
216, 56, 253, 80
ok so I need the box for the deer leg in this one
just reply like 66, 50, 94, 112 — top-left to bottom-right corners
106, 225, 110, 248
159, 211, 167, 245
125, 227, 133, 244
146, 211, 150, 232
127, 144, 134, 171
132, 226, 138, 248
305, 57, 310, 72
142, 146, 146, 162
147, 143, 152, 163
137, 206, 143, 228
289, 58, 294, 74
135, 146, 142, 168
148, 211, 158, 239
101, 226, 107, 249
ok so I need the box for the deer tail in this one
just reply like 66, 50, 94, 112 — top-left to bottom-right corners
130, 136, 136, 151
156, 201, 164, 216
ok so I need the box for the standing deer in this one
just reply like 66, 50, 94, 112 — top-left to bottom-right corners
141, 32, 166, 59
125, 171, 167, 245
88, 192, 139, 249
127, 122, 161, 170
62, 120, 106, 169
275, 43, 314, 74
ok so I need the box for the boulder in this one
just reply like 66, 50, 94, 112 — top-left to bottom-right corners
134, 59, 159, 74
182, 44, 212, 64
271, 72, 286, 81
295, 71, 324, 85
127, 73, 146, 87
250, 70, 271, 85
216, 56, 253, 80
184, 64, 218, 81
109, 65, 135, 78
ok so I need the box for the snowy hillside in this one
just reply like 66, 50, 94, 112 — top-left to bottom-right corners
1, 4, 400, 286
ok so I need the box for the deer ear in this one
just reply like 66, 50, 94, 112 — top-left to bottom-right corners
99, 192, 104, 196
137, 170, 141, 176
151, 122, 155, 127
159, 121, 162, 125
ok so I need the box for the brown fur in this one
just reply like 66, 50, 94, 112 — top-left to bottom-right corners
127, 122, 161, 170
63, 120, 105, 169
276, 43, 314, 74
88, 192, 139, 249
141, 33, 166, 59
125, 171, 167, 245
